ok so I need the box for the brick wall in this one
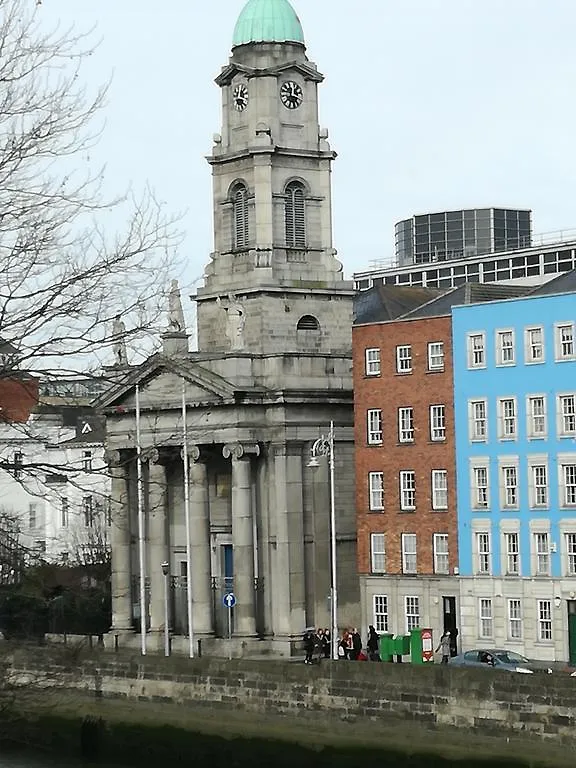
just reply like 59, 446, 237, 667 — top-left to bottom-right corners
353, 316, 457, 576
8, 650, 576, 743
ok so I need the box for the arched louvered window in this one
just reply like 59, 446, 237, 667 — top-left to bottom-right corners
297, 315, 319, 331
232, 183, 249, 249
285, 181, 306, 248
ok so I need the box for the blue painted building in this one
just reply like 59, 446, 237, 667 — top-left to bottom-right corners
452, 272, 576, 661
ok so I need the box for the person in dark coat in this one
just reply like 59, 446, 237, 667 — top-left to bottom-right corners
367, 625, 380, 661
350, 627, 362, 660
322, 628, 331, 659
303, 630, 316, 664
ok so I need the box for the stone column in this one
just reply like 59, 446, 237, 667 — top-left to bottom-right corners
146, 449, 168, 633
186, 446, 213, 634
223, 442, 259, 636
272, 445, 292, 637
107, 450, 132, 631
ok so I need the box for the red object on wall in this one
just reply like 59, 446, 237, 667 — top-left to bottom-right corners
421, 628, 434, 662
0, 377, 39, 423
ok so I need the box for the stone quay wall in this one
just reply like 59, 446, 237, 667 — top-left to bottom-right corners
6, 649, 576, 743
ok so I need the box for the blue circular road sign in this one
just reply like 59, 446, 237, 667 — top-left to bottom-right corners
223, 592, 236, 608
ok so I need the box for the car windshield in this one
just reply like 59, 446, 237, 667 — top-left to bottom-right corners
495, 651, 530, 665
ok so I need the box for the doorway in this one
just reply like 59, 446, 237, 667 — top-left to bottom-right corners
567, 601, 576, 666
442, 596, 458, 656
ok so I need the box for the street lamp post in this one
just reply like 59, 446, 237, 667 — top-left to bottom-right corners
308, 421, 338, 660
161, 561, 170, 657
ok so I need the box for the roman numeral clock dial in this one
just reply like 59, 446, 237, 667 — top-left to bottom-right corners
233, 83, 249, 111
280, 80, 303, 110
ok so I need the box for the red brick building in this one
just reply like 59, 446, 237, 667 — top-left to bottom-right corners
353, 284, 460, 646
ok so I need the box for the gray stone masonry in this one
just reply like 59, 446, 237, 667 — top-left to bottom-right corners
6, 647, 576, 744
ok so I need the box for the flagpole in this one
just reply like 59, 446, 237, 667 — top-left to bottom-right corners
182, 379, 194, 658
135, 382, 147, 656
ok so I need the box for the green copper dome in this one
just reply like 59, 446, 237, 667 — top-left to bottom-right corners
233, 0, 305, 47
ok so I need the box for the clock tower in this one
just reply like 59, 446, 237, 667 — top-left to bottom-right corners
196, 0, 353, 355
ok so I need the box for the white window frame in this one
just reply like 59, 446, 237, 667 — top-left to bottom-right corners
476, 532, 491, 575
500, 462, 519, 510
367, 408, 383, 445
533, 531, 550, 576
498, 397, 517, 440
526, 395, 547, 439
468, 399, 487, 442
373, 595, 389, 633
507, 598, 523, 640
557, 394, 576, 438
504, 531, 520, 575
28, 502, 38, 530
396, 345, 412, 374
405, 595, 420, 633
528, 461, 548, 508
554, 322, 575, 362
399, 470, 416, 511
479, 598, 493, 639
524, 326, 544, 364
433, 533, 449, 575
398, 407, 414, 443
559, 461, 576, 507
431, 469, 448, 510
565, 533, 576, 576
370, 533, 386, 573
427, 341, 444, 371
537, 599, 553, 642
471, 463, 490, 509
467, 332, 486, 369
368, 472, 384, 511
401, 533, 417, 574
496, 328, 515, 366
430, 404, 446, 442
365, 347, 381, 376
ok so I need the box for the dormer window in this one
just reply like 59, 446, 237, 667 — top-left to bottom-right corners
231, 183, 249, 249
285, 181, 306, 248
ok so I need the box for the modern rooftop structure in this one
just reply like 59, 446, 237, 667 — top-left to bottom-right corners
395, 208, 532, 267
354, 230, 576, 293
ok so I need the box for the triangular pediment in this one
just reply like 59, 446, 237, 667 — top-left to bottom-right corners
96, 355, 236, 412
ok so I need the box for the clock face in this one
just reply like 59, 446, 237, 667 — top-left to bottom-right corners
233, 83, 249, 112
280, 81, 303, 110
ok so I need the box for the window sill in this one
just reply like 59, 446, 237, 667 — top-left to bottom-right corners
399, 508, 416, 513
366, 442, 383, 447
495, 363, 517, 368
426, 368, 445, 374
367, 509, 385, 514
555, 357, 576, 363
397, 441, 415, 447
395, 371, 413, 376
364, 373, 381, 379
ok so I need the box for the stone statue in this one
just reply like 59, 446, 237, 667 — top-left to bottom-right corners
168, 279, 186, 333
112, 315, 127, 367
217, 293, 245, 350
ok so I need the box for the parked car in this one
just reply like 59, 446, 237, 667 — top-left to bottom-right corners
449, 648, 552, 675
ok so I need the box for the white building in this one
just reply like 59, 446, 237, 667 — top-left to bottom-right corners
0, 409, 110, 564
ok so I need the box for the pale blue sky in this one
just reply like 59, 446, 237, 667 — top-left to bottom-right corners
44, 0, 576, 293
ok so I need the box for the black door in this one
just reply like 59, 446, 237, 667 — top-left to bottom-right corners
442, 596, 458, 656
568, 601, 576, 666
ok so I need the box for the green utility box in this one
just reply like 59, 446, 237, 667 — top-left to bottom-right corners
393, 634, 411, 658
409, 627, 434, 664
379, 633, 394, 662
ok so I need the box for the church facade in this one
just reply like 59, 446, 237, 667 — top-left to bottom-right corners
99, 0, 359, 655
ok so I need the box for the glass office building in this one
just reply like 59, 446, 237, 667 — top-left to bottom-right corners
395, 208, 532, 266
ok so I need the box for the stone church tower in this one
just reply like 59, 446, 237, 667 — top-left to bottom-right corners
100, 0, 358, 655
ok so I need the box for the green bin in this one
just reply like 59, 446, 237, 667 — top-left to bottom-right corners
379, 633, 394, 662
392, 634, 411, 658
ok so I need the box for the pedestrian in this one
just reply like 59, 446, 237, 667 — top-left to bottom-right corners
338, 630, 349, 659
350, 627, 362, 661
367, 624, 380, 661
436, 630, 451, 664
322, 628, 331, 659
303, 629, 316, 664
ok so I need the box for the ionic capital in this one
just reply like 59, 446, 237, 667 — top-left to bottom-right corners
104, 449, 122, 468
180, 444, 202, 463
222, 442, 260, 460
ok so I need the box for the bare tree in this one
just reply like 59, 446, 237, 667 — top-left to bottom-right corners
0, 0, 181, 382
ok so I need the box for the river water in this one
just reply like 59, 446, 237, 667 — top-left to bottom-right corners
3, 753, 123, 767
